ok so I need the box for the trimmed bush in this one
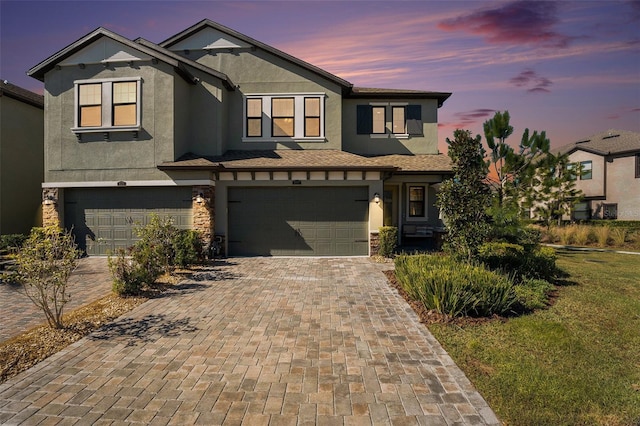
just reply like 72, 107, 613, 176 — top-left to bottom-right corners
108, 248, 147, 296
0, 234, 28, 252
514, 278, 554, 311
378, 226, 398, 258
173, 229, 204, 268
478, 242, 557, 281
394, 254, 517, 318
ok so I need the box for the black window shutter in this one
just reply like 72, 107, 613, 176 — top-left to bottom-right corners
406, 105, 422, 135
357, 105, 373, 134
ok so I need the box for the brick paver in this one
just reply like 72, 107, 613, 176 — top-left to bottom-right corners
0, 258, 500, 425
0, 257, 113, 341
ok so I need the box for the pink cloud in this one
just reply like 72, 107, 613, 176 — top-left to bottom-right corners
509, 68, 553, 93
439, 109, 496, 130
438, 1, 572, 48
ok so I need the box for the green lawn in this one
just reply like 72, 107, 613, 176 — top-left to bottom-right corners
428, 250, 640, 426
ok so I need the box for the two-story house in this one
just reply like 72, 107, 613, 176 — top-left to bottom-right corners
557, 129, 640, 220
27, 19, 452, 256
0, 81, 44, 235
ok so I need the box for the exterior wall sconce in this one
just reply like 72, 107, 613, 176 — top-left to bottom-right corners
195, 193, 206, 204
374, 193, 381, 204
43, 194, 57, 205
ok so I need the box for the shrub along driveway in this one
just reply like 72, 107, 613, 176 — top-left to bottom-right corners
0, 257, 498, 425
0, 257, 113, 342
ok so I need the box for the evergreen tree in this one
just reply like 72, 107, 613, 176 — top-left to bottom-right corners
437, 129, 492, 262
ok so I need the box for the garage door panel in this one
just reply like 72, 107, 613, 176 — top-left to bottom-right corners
228, 187, 368, 256
65, 187, 192, 255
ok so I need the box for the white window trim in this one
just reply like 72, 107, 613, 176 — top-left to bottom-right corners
405, 183, 429, 222
72, 77, 142, 134
242, 93, 326, 142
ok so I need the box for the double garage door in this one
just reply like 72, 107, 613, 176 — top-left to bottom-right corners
64, 187, 192, 255
228, 186, 369, 256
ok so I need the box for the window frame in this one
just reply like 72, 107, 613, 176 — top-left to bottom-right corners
392, 106, 406, 135
635, 154, 640, 179
371, 106, 386, 135
580, 160, 592, 180
603, 203, 618, 220
406, 184, 428, 220
246, 98, 263, 138
304, 97, 321, 137
243, 93, 326, 142
72, 77, 142, 134
356, 103, 422, 138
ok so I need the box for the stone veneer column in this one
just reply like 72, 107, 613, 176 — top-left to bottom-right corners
369, 232, 380, 257
192, 186, 215, 250
42, 188, 60, 228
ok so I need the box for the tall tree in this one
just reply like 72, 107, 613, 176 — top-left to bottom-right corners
436, 129, 492, 261
483, 111, 514, 205
522, 152, 583, 227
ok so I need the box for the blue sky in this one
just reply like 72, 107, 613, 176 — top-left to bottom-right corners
1, 0, 639, 151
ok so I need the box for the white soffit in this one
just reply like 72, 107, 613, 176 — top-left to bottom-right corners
59, 38, 152, 66
168, 27, 251, 51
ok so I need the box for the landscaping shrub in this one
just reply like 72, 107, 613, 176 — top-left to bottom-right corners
478, 242, 557, 281
522, 246, 557, 281
132, 214, 177, 277
513, 278, 554, 311
14, 226, 81, 328
0, 234, 28, 252
394, 254, 517, 318
378, 226, 398, 258
173, 229, 204, 268
108, 248, 147, 296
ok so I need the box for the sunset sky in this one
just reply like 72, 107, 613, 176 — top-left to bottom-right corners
1, 0, 639, 152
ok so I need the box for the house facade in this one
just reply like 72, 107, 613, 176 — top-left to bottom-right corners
28, 19, 452, 256
0, 81, 44, 234
557, 129, 640, 221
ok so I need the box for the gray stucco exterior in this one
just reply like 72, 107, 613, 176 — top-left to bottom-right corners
0, 82, 44, 234
27, 19, 453, 255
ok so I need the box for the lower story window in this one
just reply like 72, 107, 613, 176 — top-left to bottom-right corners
603, 203, 617, 219
573, 202, 590, 221
409, 186, 425, 217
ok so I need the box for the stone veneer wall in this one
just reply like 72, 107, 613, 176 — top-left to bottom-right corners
192, 186, 215, 249
42, 188, 60, 228
369, 232, 379, 256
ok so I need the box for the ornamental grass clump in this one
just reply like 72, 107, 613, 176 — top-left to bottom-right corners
594, 225, 611, 247
394, 254, 517, 319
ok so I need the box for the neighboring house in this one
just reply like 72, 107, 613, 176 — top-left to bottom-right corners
556, 129, 640, 221
27, 19, 452, 256
0, 80, 44, 235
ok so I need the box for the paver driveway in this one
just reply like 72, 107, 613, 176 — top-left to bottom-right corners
0, 258, 499, 425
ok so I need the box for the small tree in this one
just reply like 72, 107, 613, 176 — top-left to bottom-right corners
15, 226, 81, 329
436, 129, 492, 262
524, 152, 583, 227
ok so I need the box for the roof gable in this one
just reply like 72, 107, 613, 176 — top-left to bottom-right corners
160, 19, 353, 91
27, 27, 232, 88
59, 37, 152, 66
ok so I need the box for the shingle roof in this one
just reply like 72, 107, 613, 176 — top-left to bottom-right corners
349, 87, 452, 107
0, 80, 44, 108
158, 150, 452, 173
557, 129, 640, 156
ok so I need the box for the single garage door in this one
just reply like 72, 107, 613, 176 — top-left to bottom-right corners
228, 186, 369, 256
64, 187, 192, 255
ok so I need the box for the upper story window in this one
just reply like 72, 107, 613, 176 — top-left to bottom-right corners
635, 154, 640, 178
579, 161, 592, 180
73, 77, 142, 134
357, 104, 422, 138
243, 93, 326, 142
567, 160, 593, 180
